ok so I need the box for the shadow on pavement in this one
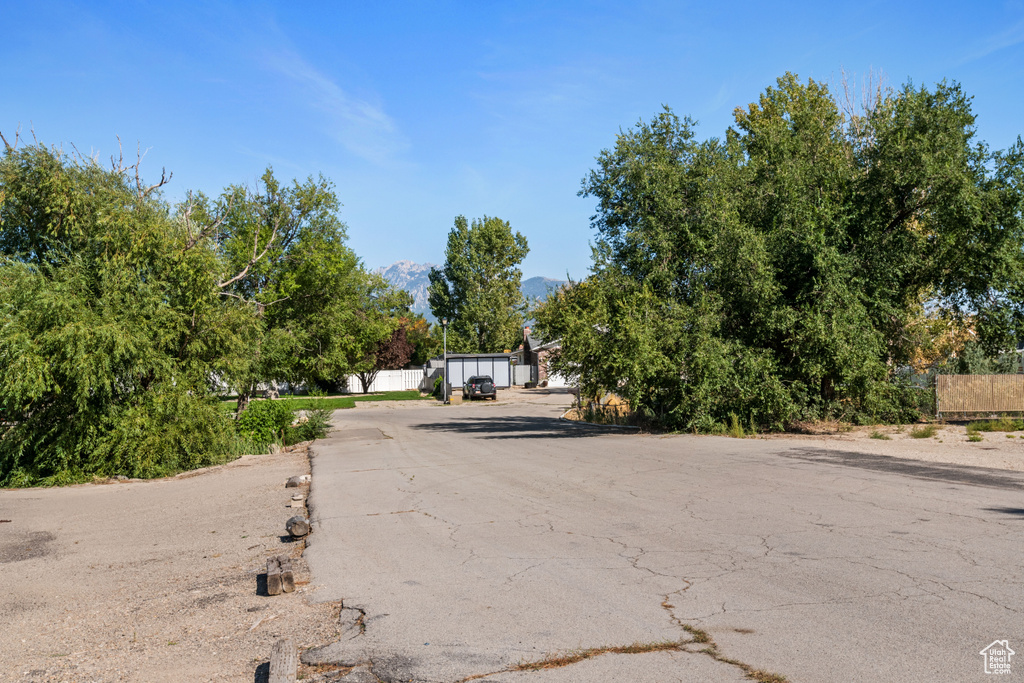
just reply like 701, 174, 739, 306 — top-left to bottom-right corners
981, 507, 1024, 517
410, 415, 628, 440
781, 447, 1024, 491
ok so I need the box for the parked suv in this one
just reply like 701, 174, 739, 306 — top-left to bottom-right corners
463, 375, 497, 400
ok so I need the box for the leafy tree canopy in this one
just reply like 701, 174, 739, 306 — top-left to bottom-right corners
428, 215, 530, 354
192, 170, 411, 401
0, 144, 252, 484
537, 73, 1024, 431
0, 144, 408, 484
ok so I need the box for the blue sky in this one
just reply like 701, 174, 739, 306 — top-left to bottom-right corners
3, 1, 1023, 280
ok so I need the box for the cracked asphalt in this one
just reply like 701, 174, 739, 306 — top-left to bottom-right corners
303, 393, 1024, 682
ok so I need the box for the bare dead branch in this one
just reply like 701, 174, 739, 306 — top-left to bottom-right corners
217, 210, 283, 289
180, 191, 231, 251
134, 142, 170, 198
836, 67, 890, 142
110, 136, 127, 173
0, 124, 23, 151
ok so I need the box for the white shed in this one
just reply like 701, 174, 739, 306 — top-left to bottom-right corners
445, 353, 514, 389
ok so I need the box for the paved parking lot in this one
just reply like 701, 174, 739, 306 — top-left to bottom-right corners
305, 395, 1024, 682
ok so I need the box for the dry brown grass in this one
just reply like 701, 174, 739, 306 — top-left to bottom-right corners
786, 419, 847, 435
456, 626, 788, 683
511, 639, 686, 672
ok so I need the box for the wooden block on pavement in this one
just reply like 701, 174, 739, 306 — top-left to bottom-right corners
266, 556, 282, 596
269, 637, 297, 683
278, 555, 295, 593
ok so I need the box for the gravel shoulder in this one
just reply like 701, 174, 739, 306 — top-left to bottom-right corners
0, 448, 341, 683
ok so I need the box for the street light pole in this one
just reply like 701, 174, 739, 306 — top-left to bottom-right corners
441, 318, 448, 404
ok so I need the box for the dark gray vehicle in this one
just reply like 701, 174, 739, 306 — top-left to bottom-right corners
463, 375, 497, 400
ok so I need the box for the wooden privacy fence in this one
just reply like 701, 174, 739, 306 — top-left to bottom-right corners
936, 374, 1024, 415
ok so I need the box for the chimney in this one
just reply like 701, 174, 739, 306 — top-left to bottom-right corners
523, 326, 531, 340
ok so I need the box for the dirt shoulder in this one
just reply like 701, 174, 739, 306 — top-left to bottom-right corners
0, 449, 341, 682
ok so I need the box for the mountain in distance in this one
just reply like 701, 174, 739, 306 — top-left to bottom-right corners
521, 276, 568, 303
375, 260, 437, 319
376, 260, 568, 323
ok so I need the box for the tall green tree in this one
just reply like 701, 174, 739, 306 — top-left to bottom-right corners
538, 74, 1024, 430
193, 169, 409, 404
428, 215, 530, 353
0, 143, 252, 485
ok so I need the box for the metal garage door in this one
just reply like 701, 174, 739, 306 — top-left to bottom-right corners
445, 354, 513, 388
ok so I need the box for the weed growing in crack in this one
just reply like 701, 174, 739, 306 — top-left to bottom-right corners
681, 624, 712, 643
680, 624, 788, 682
510, 640, 686, 672
455, 623, 789, 683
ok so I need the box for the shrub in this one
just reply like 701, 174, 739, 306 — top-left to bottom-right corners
968, 434, 983, 442
910, 424, 938, 439
287, 408, 333, 444
966, 418, 1024, 433
727, 413, 745, 438
236, 400, 294, 445
870, 430, 891, 440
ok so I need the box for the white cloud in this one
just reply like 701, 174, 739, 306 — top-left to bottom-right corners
264, 49, 407, 165
959, 16, 1024, 64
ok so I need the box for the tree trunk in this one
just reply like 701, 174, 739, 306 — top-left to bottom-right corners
821, 376, 836, 403
357, 370, 379, 393
235, 385, 255, 418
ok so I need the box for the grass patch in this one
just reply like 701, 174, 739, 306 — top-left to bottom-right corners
350, 390, 428, 403
281, 397, 357, 410
870, 430, 891, 440
910, 424, 938, 439
728, 413, 746, 438
966, 417, 1024, 433
968, 434, 984, 442
221, 390, 429, 412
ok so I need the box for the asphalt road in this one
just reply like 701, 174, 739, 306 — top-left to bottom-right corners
303, 393, 1024, 683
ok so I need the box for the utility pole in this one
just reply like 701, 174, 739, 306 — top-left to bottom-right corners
442, 318, 449, 404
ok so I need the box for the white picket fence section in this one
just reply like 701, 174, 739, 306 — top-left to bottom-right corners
340, 368, 425, 394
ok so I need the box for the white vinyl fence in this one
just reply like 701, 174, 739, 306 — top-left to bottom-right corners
340, 369, 425, 394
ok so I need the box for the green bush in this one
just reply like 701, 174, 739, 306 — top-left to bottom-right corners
727, 413, 745, 438
910, 424, 939, 439
287, 408, 333, 444
236, 400, 294, 445
966, 418, 1024, 433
